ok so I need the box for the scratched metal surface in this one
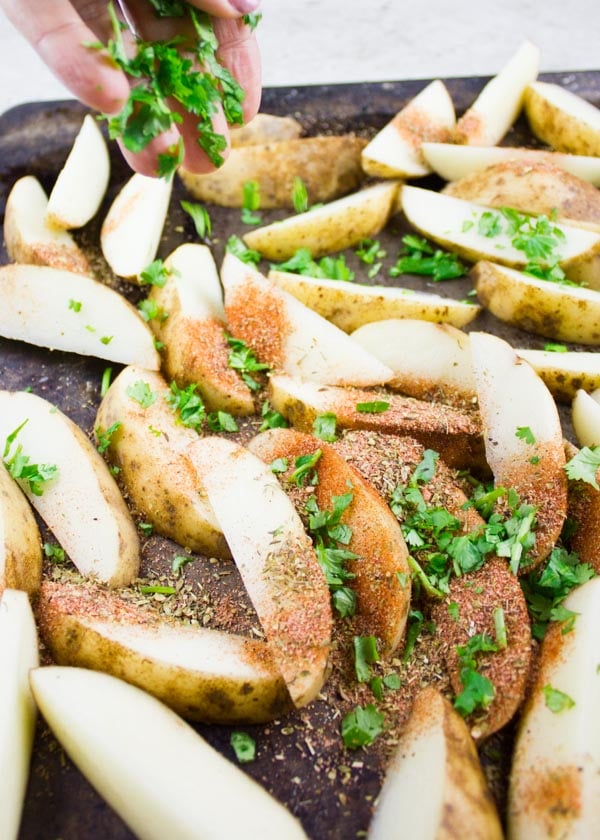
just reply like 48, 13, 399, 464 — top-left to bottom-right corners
1, 70, 598, 839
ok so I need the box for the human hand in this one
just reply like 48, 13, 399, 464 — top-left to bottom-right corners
0, 0, 262, 175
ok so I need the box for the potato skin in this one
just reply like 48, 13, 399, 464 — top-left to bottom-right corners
0, 466, 42, 595
179, 135, 366, 208
525, 82, 600, 157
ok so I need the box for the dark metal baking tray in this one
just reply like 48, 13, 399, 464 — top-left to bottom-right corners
1, 70, 599, 840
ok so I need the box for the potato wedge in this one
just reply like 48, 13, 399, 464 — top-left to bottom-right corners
470, 332, 566, 570
401, 186, 600, 287
564, 440, 600, 575
0, 390, 139, 587
230, 113, 302, 147
368, 687, 503, 840
268, 374, 486, 472
101, 173, 172, 280
4, 175, 90, 274
351, 319, 476, 404
30, 667, 308, 840
187, 435, 332, 707
148, 244, 254, 414
248, 428, 411, 653
472, 260, 600, 344
37, 581, 291, 724
516, 349, 600, 403
0, 264, 160, 369
268, 270, 480, 332
243, 181, 399, 261
0, 589, 38, 840
525, 80, 600, 156
0, 465, 42, 595
222, 254, 393, 387
180, 135, 366, 208
46, 114, 110, 229
571, 387, 600, 448
421, 142, 600, 186
508, 576, 600, 839
361, 79, 455, 179
95, 365, 229, 559
454, 40, 540, 146
444, 160, 600, 232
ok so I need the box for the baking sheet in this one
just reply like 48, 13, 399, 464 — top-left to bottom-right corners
1, 70, 599, 839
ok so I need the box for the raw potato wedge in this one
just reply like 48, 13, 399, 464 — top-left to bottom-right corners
361, 79, 455, 179
508, 577, 600, 839
454, 40, 540, 146
30, 667, 308, 840
3, 175, 90, 274
268, 374, 486, 472
0, 390, 139, 588
230, 113, 302, 147
179, 135, 366, 208
46, 114, 110, 229
101, 173, 172, 279
0, 264, 160, 369
95, 365, 229, 559
516, 349, 600, 403
187, 435, 332, 707
571, 388, 600, 448
243, 181, 399, 260
525, 80, 600, 156
444, 160, 600, 232
470, 332, 566, 570
37, 581, 291, 724
222, 254, 393, 387
268, 270, 480, 332
148, 244, 254, 414
400, 186, 600, 288
351, 319, 476, 404
248, 428, 411, 653
0, 589, 39, 840
0, 466, 42, 595
472, 260, 600, 344
421, 142, 600, 186
564, 440, 600, 575
368, 687, 503, 840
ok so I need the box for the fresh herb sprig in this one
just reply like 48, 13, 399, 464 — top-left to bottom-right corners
271, 248, 355, 281
3, 420, 59, 496
226, 335, 271, 391
390, 235, 467, 282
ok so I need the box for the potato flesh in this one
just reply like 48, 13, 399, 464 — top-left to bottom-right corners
30, 667, 308, 840
525, 81, 600, 156
0, 466, 42, 595
572, 389, 600, 448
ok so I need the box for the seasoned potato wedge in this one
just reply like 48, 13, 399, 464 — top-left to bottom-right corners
243, 181, 399, 261
268, 271, 480, 332
351, 319, 476, 404
0, 589, 38, 840
421, 142, 600, 186
248, 428, 411, 653
180, 135, 366, 208
0, 465, 42, 595
268, 374, 486, 472
473, 260, 600, 344
444, 160, 600, 232
148, 244, 254, 414
516, 349, 600, 403
368, 687, 503, 840
508, 577, 600, 839
222, 254, 393, 387
361, 79, 455, 179
454, 40, 540, 146
95, 365, 229, 559
0, 264, 160, 369
401, 186, 600, 287
564, 440, 600, 574
230, 113, 302, 147
525, 80, 600, 156
100, 173, 172, 280
37, 581, 291, 724
4, 175, 90, 274
187, 435, 332, 708
46, 114, 110, 229
0, 390, 139, 587
571, 387, 600, 448
30, 667, 308, 839
470, 332, 566, 570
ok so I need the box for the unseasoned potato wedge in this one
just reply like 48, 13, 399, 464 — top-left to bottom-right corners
516, 349, 600, 403
0, 466, 42, 596
180, 135, 366, 208
230, 113, 302, 147
525, 80, 600, 156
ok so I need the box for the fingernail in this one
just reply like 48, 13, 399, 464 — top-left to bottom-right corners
230, 0, 260, 13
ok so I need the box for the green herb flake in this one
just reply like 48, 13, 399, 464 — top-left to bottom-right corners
269, 457, 289, 474
242, 12, 262, 30
516, 426, 536, 445
543, 684, 575, 713
226, 235, 261, 265
288, 449, 322, 486
353, 635, 380, 683
139, 259, 171, 288
139, 584, 176, 595
272, 248, 355, 282
355, 239, 386, 265
341, 704, 385, 749
241, 179, 262, 225
137, 299, 168, 323
544, 342, 568, 352
126, 381, 157, 409
138, 522, 154, 536
564, 446, 600, 490
493, 606, 508, 649
390, 234, 466, 282
101, 367, 113, 398
259, 401, 288, 432
383, 672, 402, 690
181, 200, 212, 240
227, 335, 271, 391
100, 335, 113, 345
207, 411, 239, 433
230, 731, 256, 763
166, 382, 206, 431
96, 421, 122, 454
3, 420, 59, 496
172, 554, 194, 574
68, 299, 82, 312
448, 602, 460, 621
292, 177, 309, 213
356, 401, 390, 414
313, 413, 338, 442
43, 542, 66, 563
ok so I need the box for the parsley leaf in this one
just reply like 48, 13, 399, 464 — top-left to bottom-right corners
96, 421, 122, 454
564, 446, 600, 490
313, 413, 338, 442
181, 200, 212, 239
390, 235, 466, 282
43, 542, 66, 564
227, 335, 271, 390
453, 633, 498, 716
259, 401, 289, 431
288, 450, 322, 486
137, 299, 168, 323
242, 12, 262, 30
166, 382, 205, 430
3, 420, 59, 496
230, 731, 256, 763
542, 684, 575, 713
241, 180, 262, 225
292, 177, 309, 213
356, 401, 389, 414
516, 426, 536, 445
139, 259, 171, 287
226, 234, 262, 265
355, 238, 386, 265
172, 554, 194, 573
272, 248, 355, 281
126, 381, 157, 409
341, 704, 385, 749
354, 636, 380, 682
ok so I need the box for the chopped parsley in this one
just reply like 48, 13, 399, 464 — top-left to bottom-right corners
138, 522, 154, 536
355, 238, 386, 265
390, 234, 466, 282
341, 704, 385, 749
292, 177, 309, 213
68, 299, 82, 312
230, 731, 256, 763
544, 342, 568, 352
241, 180, 262, 225
356, 401, 389, 414
312, 413, 338, 442
172, 554, 194, 574
3, 420, 59, 496
181, 200, 212, 239
139, 259, 171, 287
493, 606, 508, 649
353, 635, 380, 682
43, 542, 66, 563
137, 299, 168, 323
453, 633, 498, 717
126, 381, 157, 409
166, 382, 237, 433
100, 367, 113, 397
564, 446, 600, 490
259, 401, 289, 431
242, 13, 262, 31
269, 457, 289, 474
226, 335, 271, 391
96, 421, 122, 454
288, 450, 322, 486
542, 684, 575, 713
139, 584, 176, 595
226, 235, 261, 265
516, 426, 536, 445
271, 248, 355, 281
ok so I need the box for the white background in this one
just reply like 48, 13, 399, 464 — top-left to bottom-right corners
0, 0, 598, 114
